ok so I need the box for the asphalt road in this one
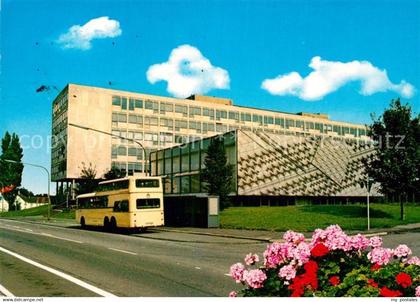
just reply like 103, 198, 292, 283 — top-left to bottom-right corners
0, 219, 265, 297
0, 219, 419, 297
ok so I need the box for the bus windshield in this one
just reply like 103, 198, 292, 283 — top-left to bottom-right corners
136, 179, 160, 188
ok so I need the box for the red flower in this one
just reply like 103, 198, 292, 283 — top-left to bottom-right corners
371, 263, 381, 271
329, 276, 340, 286
380, 286, 402, 297
311, 243, 329, 257
396, 272, 412, 288
367, 279, 378, 288
304, 260, 319, 273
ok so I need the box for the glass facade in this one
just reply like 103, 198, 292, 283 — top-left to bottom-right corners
150, 131, 238, 195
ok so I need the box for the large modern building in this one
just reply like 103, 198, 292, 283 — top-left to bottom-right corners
51, 83, 374, 199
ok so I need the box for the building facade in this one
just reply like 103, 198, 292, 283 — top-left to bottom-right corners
51, 84, 370, 186
150, 130, 380, 201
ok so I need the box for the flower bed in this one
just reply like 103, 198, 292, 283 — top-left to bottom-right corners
229, 225, 420, 297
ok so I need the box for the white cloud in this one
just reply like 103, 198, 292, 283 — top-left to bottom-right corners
262, 56, 415, 100
146, 44, 230, 98
57, 16, 122, 50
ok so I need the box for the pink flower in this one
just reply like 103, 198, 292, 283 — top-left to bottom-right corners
278, 264, 297, 280
393, 244, 412, 258
369, 236, 383, 248
283, 231, 305, 245
244, 253, 259, 266
290, 242, 311, 266
407, 256, 420, 266
416, 286, 420, 297
244, 269, 267, 289
229, 263, 245, 283
263, 242, 291, 268
367, 247, 393, 265
229, 291, 237, 297
310, 225, 352, 251
349, 234, 370, 250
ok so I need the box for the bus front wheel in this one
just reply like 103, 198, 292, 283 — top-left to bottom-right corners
103, 217, 110, 231
80, 217, 86, 229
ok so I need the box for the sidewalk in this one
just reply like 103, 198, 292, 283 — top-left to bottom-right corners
155, 223, 420, 242
2, 215, 419, 243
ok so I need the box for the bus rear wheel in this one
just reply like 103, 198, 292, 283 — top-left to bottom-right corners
80, 217, 86, 229
110, 217, 117, 232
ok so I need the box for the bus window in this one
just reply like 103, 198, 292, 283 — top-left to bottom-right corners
136, 198, 160, 209
98, 180, 129, 192
79, 196, 108, 209
113, 200, 129, 212
136, 179, 160, 188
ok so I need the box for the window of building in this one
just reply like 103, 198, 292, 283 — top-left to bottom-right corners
144, 116, 158, 126
160, 102, 173, 113
216, 110, 227, 120
253, 114, 263, 124
203, 108, 215, 119
175, 105, 188, 115
216, 123, 227, 132
112, 112, 119, 122
145, 100, 159, 111
128, 147, 139, 156
112, 96, 121, 106
115, 113, 127, 123
175, 119, 188, 130
160, 132, 173, 143
228, 111, 239, 121
305, 122, 315, 130
275, 117, 285, 127
189, 106, 201, 116
117, 146, 127, 156
286, 119, 295, 129
111, 146, 118, 158
121, 97, 127, 110
134, 99, 143, 109
160, 118, 173, 129
295, 120, 304, 129
128, 114, 143, 124
315, 123, 323, 132
129, 99, 135, 111
264, 116, 274, 125
241, 112, 252, 122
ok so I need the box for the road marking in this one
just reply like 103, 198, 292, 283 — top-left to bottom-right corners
0, 246, 117, 297
0, 284, 14, 297
0, 225, 83, 244
40, 233, 83, 244
108, 248, 137, 255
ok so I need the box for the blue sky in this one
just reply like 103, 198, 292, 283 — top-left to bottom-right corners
1, 0, 419, 194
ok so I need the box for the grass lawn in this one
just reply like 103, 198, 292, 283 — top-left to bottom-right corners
220, 203, 420, 232
0, 205, 75, 220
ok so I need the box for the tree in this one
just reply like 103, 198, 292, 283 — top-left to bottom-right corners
0, 132, 24, 210
366, 99, 420, 220
104, 165, 125, 180
77, 162, 99, 194
201, 136, 233, 210
18, 187, 34, 197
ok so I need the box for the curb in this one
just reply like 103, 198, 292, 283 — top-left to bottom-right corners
151, 227, 273, 243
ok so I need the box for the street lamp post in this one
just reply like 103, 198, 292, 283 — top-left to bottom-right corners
0, 181, 4, 212
68, 123, 148, 175
365, 174, 374, 231
4, 159, 51, 220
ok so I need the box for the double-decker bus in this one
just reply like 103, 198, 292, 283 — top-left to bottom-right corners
76, 176, 164, 231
